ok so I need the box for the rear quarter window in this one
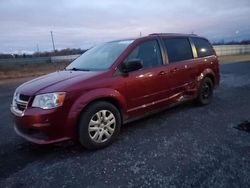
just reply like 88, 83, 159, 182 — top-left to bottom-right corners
192, 37, 215, 58
163, 38, 193, 63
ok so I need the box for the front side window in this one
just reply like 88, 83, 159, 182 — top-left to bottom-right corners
126, 40, 163, 69
192, 37, 215, 58
163, 38, 193, 63
66, 40, 134, 71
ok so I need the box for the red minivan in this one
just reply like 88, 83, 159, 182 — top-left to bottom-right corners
11, 33, 220, 149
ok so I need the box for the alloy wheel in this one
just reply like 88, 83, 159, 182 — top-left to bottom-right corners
201, 82, 211, 100
88, 110, 116, 143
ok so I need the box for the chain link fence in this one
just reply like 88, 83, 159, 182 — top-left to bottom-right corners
0, 54, 80, 66
214, 45, 250, 56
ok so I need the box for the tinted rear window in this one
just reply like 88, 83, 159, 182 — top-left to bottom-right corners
163, 38, 193, 63
192, 37, 215, 58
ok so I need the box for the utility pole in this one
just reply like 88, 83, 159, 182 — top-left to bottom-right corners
36, 44, 40, 53
36, 44, 40, 57
50, 31, 56, 52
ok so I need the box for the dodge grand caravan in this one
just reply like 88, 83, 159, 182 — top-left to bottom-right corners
11, 33, 220, 149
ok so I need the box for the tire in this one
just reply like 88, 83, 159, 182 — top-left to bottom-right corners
78, 101, 121, 150
196, 77, 214, 105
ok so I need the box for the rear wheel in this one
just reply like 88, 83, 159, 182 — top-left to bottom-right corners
78, 101, 121, 150
196, 77, 214, 105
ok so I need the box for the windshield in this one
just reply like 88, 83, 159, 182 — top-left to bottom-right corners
66, 40, 134, 71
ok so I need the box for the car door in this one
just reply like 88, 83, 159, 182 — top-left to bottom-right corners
162, 37, 196, 96
121, 39, 172, 116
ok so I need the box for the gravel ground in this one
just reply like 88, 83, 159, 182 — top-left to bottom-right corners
0, 62, 250, 188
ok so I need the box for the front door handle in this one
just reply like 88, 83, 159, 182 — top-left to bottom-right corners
170, 68, 178, 73
158, 71, 166, 76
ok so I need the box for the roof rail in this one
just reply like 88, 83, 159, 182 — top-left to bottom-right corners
149, 33, 198, 36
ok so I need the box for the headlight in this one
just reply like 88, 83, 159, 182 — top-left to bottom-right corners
32, 92, 66, 109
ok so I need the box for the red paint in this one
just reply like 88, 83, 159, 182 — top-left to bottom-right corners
11, 34, 220, 144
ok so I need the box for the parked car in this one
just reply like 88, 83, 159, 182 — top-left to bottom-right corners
11, 33, 220, 149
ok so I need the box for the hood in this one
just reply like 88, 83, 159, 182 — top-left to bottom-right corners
16, 70, 103, 96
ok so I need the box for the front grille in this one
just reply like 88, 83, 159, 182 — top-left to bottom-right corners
16, 102, 26, 111
11, 93, 30, 116
19, 94, 30, 102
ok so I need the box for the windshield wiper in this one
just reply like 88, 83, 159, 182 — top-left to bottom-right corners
65, 67, 90, 71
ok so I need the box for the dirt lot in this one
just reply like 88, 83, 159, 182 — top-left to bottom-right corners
0, 62, 69, 80
219, 54, 250, 64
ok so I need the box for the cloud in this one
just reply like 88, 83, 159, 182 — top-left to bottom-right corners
0, 0, 249, 53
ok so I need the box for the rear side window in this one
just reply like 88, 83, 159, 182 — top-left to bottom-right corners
192, 37, 215, 58
126, 40, 163, 69
163, 38, 193, 63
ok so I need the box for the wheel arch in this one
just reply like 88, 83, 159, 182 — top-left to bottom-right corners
80, 96, 124, 120
204, 73, 215, 86
197, 68, 216, 84
66, 88, 127, 139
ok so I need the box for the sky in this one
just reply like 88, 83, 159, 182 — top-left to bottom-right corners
0, 0, 250, 54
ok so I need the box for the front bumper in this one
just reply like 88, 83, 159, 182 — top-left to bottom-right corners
11, 107, 73, 144
14, 124, 70, 144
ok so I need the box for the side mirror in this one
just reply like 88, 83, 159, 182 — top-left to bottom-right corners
121, 59, 143, 73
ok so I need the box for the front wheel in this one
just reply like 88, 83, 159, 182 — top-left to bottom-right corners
196, 77, 214, 105
78, 101, 121, 150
